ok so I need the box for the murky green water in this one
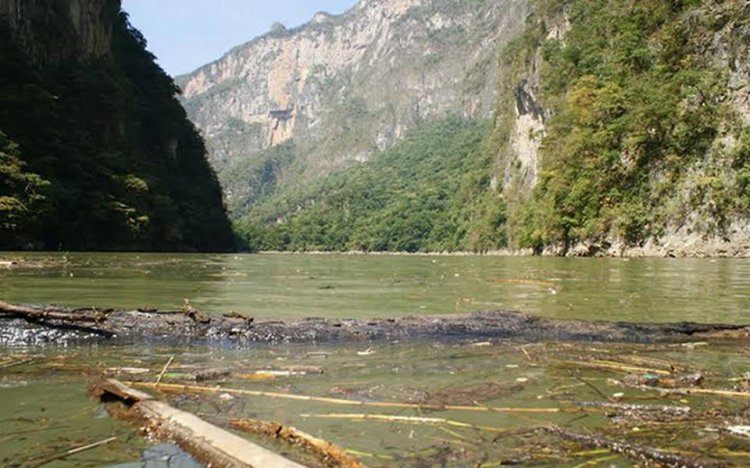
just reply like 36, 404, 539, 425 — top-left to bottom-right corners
1, 253, 750, 466
1, 253, 749, 322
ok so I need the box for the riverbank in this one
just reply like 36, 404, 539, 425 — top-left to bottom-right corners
258, 234, 750, 258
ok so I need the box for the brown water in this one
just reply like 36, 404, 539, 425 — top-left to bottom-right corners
1, 253, 750, 466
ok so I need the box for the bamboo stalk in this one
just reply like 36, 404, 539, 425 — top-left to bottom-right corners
300, 412, 514, 434
127, 381, 591, 414
30, 436, 117, 467
155, 356, 174, 386
492, 279, 558, 289
559, 360, 671, 375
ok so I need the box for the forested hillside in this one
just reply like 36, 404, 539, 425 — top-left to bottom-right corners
236, 0, 750, 255
0, 0, 234, 251
495, 0, 750, 255
236, 118, 506, 252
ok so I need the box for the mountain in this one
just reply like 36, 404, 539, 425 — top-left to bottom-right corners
236, 117, 506, 252
0, 0, 234, 251
493, 0, 750, 256
179, 0, 750, 256
178, 0, 530, 219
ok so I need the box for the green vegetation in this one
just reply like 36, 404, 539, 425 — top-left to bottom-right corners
0, 10, 234, 251
503, 0, 749, 252
223, 141, 297, 217
236, 117, 507, 252
0, 132, 49, 247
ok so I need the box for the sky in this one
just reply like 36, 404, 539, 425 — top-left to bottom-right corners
121, 0, 358, 76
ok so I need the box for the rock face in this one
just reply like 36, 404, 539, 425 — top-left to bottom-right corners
178, 0, 530, 214
0, 0, 117, 63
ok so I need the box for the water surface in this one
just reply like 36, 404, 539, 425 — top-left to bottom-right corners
1, 253, 749, 323
2, 253, 750, 466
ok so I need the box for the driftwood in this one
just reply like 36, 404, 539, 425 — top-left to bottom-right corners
230, 418, 363, 468
2, 301, 749, 347
94, 379, 304, 468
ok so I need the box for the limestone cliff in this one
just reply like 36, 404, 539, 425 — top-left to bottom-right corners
178, 0, 530, 216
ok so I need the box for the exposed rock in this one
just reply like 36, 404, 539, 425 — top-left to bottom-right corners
177, 0, 531, 215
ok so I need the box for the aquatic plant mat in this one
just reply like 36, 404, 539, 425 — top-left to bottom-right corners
2, 337, 750, 467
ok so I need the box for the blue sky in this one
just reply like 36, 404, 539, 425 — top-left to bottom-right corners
122, 0, 358, 76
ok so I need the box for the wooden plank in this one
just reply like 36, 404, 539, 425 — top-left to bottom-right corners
139, 400, 304, 468
97, 379, 304, 468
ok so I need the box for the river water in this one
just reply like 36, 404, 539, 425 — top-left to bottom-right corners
2, 253, 750, 322
1, 253, 749, 466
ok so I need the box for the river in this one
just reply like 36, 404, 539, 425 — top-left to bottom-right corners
1, 253, 749, 466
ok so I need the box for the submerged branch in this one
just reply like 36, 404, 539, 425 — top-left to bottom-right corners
542, 425, 713, 468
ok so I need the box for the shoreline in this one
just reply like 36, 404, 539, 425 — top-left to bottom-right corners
1, 236, 749, 259
258, 244, 750, 258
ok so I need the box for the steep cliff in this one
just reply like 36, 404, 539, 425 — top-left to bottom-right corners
178, 0, 530, 217
0, 0, 116, 63
492, 0, 750, 256
0, 0, 234, 251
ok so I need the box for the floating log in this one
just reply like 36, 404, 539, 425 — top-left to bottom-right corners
230, 418, 362, 468
94, 379, 304, 468
2, 301, 749, 347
